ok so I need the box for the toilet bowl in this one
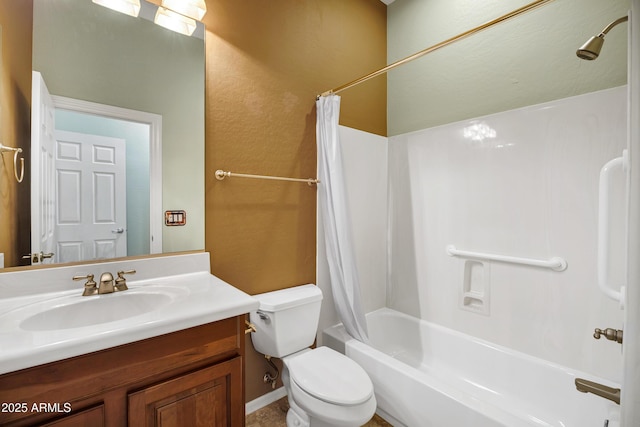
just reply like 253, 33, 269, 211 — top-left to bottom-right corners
283, 347, 376, 427
249, 284, 376, 427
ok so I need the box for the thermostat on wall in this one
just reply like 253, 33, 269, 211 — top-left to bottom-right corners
165, 210, 186, 226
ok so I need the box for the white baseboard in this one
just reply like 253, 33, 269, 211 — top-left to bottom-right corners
245, 387, 287, 415
376, 407, 406, 427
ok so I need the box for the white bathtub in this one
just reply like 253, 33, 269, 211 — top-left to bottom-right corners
323, 308, 620, 427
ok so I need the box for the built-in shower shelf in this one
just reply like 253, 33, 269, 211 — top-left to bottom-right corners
460, 259, 490, 315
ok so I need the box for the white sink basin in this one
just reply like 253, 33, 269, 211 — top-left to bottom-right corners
20, 291, 174, 331
0, 252, 260, 375
0, 284, 189, 332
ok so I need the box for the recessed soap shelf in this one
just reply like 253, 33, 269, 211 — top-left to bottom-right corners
460, 259, 490, 316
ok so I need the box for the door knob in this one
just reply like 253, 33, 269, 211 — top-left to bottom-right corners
22, 253, 39, 263
593, 328, 623, 344
22, 252, 55, 263
111, 228, 125, 234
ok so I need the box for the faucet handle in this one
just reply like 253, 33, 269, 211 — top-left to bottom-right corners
593, 327, 623, 344
73, 274, 98, 296
115, 269, 136, 291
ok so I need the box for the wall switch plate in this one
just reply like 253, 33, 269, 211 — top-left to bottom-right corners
165, 210, 186, 226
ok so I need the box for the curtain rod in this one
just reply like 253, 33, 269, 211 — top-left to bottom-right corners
215, 170, 319, 186
318, 0, 555, 98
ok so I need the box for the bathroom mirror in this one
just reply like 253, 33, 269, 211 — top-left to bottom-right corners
2, 0, 205, 269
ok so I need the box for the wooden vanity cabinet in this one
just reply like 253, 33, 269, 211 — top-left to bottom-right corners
128, 357, 240, 426
0, 316, 246, 427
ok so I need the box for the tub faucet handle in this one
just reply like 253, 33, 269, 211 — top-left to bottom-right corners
593, 327, 623, 344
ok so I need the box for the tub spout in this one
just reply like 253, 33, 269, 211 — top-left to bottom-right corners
575, 378, 620, 404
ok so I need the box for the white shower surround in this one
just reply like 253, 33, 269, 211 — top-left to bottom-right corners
389, 85, 627, 382
317, 86, 627, 388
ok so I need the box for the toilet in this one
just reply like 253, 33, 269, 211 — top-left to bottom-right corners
249, 284, 376, 427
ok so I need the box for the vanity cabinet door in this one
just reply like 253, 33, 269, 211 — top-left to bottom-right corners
128, 357, 242, 427
40, 405, 104, 427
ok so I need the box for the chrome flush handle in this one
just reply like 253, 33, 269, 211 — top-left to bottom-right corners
256, 310, 270, 321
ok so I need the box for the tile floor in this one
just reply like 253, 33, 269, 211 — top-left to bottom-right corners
245, 397, 393, 427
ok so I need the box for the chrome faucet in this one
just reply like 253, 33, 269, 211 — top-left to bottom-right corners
575, 378, 620, 404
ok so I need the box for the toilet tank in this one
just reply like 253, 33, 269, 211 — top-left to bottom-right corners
250, 284, 322, 358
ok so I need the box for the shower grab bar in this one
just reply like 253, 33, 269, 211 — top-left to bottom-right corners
446, 245, 567, 271
597, 150, 628, 308
215, 169, 319, 186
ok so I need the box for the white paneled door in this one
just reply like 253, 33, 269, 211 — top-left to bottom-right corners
30, 71, 57, 265
54, 130, 127, 263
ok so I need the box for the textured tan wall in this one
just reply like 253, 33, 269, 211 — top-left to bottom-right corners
202, 0, 386, 402
0, 1, 32, 268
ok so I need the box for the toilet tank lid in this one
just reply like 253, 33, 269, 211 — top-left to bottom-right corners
253, 284, 322, 312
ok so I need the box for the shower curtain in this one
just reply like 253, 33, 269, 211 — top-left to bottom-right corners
316, 94, 369, 343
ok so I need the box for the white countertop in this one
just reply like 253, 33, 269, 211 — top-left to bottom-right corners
0, 253, 258, 375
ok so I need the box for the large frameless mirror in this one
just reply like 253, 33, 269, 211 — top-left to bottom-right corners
2, 0, 205, 269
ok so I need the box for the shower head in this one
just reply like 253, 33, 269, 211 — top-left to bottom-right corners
576, 35, 605, 60
576, 15, 628, 60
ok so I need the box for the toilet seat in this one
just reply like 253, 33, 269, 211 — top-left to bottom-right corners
287, 346, 373, 406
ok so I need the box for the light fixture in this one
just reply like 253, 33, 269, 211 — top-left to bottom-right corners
161, 0, 207, 21
92, 0, 141, 17
154, 7, 197, 36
